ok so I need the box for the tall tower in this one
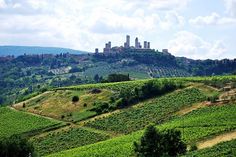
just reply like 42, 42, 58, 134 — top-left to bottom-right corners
147, 42, 150, 49
144, 41, 147, 49
108, 41, 111, 48
95, 48, 99, 54
135, 37, 139, 48
126, 35, 130, 48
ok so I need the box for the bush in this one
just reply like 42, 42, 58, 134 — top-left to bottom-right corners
0, 135, 37, 157
92, 102, 110, 114
208, 94, 218, 103
190, 144, 198, 151
103, 73, 130, 83
134, 125, 186, 157
72, 96, 79, 103
89, 88, 102, 94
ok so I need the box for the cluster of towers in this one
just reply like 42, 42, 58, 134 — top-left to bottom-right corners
125, 35, 150, 49
95, 35, 152, 54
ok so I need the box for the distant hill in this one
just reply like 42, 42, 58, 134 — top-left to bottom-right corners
0, 46, 88, 56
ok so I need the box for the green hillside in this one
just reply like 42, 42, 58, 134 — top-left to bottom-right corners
47, 103, 236, 157
0, 107, 62, 139
1, 75, 236, 157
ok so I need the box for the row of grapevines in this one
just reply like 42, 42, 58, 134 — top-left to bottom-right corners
85, 88, 206, 134
0, 107, 60, 138
31, 127, 110, 156
48, 103, 236, 157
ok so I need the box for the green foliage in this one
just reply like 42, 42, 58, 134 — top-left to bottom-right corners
32, 127, 110, 156
92, 102, 110, 114
0, 107, 60, 138
48, 103, 236, 157
85, 88, 206, 134
134, 125, 186, 157
0, 135, 36, 157
207, 93, 219, 103
72, 95, 79, 103
189, 144, 198, 151
102, 73, 131, 83
183, 139, 236, 157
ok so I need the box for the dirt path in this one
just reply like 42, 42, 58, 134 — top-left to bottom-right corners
13, 91, 53, 109
176, 101, 208, 116
197, 130, 236, 149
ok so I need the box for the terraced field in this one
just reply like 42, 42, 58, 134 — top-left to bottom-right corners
31, 126, 110, 156
48, 103, 236, 157
85, 88, 207, 134
3, 75, 236, 157
0, 107, 61, 138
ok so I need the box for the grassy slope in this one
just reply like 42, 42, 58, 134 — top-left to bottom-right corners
47, 103, 236, 157
0, 107, 61, 138
14, 89, 114, 122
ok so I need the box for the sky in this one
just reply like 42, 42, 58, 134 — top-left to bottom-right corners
0, 0, 235, 59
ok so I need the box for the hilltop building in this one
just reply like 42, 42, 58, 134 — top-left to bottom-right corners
100, 34, 162, 54
124, 35, 130, 48
162, 49, 169, 53
135, 37, 139, 49
103, 41, 112, 53
95, 48, 99, 54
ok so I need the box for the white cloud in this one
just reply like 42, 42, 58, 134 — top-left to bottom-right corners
159, 11, 185, 30
0, 0, 189, 52
0, 0, 234, 59
147, 0, 191, 10
189, 12, 236, 26
168, 31, 227, 59
224, 0, 236, 17
0, 0, 6, 8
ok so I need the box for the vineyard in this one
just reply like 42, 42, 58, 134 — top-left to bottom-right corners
31, 126, 110, 156
1, 75, 236, 157
47, 103, 236, 157
85, 88, 207, 134
0, 107, 61, 138
183, 139, 236, 157
83, 60, 191, 79
159, 103, 236, 142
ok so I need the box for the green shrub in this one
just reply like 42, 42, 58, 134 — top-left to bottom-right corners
72, 96, 79, 103
134, 125, 186, 157
0, 135, 37, 157
190, 144, 198, 151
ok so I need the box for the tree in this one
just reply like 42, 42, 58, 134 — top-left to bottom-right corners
134, 125, 186, 157
106, 73, 130, 83
134, 125, 163, 157
162, 129, 187, 156
94, 74, 100, 83
72, 95, 79, 103
0, 135, 36, 157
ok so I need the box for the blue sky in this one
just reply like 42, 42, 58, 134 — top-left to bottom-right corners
0, 0, 235, 59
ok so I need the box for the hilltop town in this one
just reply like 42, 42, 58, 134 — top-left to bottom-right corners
95, 35, 169, 54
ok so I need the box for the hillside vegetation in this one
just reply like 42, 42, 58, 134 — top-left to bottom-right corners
0, 107, 61, 139
1, 75, 236, 157
0, 49, 235, 106
48, 103, 236, 157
